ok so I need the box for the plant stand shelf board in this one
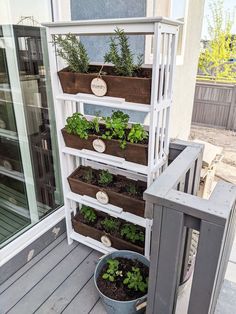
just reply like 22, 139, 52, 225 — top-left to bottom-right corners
44, 17, 180, 257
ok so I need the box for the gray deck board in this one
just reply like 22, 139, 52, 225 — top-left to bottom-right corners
0, 235, 105, 314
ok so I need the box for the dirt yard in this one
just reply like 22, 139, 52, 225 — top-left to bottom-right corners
190, 126, 236, 184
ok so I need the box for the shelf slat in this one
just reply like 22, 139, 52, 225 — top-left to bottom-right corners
66, 191, 148, 227
0, 166, 24, 182
57, 93, 151, 112
0, 129, 18, 140
62, 146, 148, 174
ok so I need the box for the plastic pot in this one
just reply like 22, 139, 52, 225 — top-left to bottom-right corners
94, 250, 149, 314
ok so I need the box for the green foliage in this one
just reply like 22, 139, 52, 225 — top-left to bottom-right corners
121, 224, 145, 243
126, 183, 138, 196
101, 217, 120, 233
98, 170, 113, 186
65, 113, 91, 139
102, 259, 121, 282
80, 205, 97, 223
83, 167, 93, 183
123, 267, 148, 292
52, 33, 89, 73
102, 111, 129, 149
128, 124, 148, 144
104, 28, 143, 77
198, 0, 236, 81
91, 116, 100, 134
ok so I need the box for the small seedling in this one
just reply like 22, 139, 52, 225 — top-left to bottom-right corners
101, 111, 129, 149
123, 267, 148, 292
126, 183, 138, 196
91, 116, 100, 134
80, 205, 97, 223
101, 217, 120, 233
65, 113, 91, 139
98, 170, 113, 186
128, 124, 148, 144
102, 259, 122, 282
83, 167, 93, 183
120, 224, 145, 243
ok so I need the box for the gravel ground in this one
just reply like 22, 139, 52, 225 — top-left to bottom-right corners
190, 126, 236, 184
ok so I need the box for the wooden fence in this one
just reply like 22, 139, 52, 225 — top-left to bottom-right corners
145, 140, 236, 314
192, 81, 236, 130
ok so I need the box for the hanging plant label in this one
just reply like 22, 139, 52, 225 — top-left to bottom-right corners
96, 190, 109, 205
101, 235, 112, 247
0, 119, 6, 129
3, 160, 13, 171
93, 139, 106, 153
91, 77, 107, 97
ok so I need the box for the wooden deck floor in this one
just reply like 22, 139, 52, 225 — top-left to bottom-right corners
0, 233, 106, 314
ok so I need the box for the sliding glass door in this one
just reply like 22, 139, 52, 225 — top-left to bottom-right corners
0, 0, 62, 247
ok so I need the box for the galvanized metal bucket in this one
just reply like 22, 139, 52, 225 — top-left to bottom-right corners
94, 250, 150, 314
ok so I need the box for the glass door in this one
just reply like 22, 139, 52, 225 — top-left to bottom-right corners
0, 0, 62, 247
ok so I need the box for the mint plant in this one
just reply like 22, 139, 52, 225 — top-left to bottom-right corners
98, 170, 113, 186
102, 259, 121, 282
65, 113, 91, 139
52, 33, 89, 73
80, 205, 97, 223
128, 124, 148, 144
101, 217, 120, 233
104, 28, 143, 77
121, 224, 145, 243
102, 111, 129, 149
123, 267, 148, 292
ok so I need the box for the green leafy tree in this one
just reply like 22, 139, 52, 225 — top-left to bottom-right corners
198, 0, 236, 81
52, 33, 89, 73
104, 28, 143, 77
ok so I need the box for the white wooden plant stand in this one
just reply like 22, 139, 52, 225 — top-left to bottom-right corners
44, 17, 180, 257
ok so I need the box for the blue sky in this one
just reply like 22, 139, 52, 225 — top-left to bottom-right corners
202, 0, 236, 38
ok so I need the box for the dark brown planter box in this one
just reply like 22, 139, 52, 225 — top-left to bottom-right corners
72, 212, 144, 254
61, 128, 148, 166
68, 166, 146, 217
58, 65, 152, 104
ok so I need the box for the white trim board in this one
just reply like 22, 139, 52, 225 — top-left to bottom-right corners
0, 206, 65, 267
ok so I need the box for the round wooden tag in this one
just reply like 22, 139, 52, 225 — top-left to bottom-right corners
0, 118, 6, 129
91, 77, 107, 97
96, 190, 109, 205
3, 160, 13, 171
101, 235, 112, 247
93, 139, 106, 153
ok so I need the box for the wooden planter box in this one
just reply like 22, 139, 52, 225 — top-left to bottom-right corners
72, 211, 144, 254
58, 65, 152, 104
62, 128, 148, 165
68, 166, 146, 217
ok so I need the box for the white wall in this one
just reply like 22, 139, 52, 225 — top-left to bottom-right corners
168, 0, 205, 139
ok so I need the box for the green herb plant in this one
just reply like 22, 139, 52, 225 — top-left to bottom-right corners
83, 167, 93, 183
65, 113, 91, 139
80, 205, 97, 223
104, 28, 143, 77
52, 33, 89, 73
102, 259, 122, 282
121, 224, 145, 243
128, 124, 148, 144
102, 111, 129, 149
126, 183, 138, 196
98, 170, 113, 186
123, 267, 148, 292
101, 217, 120, 233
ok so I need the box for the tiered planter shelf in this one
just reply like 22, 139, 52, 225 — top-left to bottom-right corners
44, 17, 180, 256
